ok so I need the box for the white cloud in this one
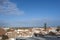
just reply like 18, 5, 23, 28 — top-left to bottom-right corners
0, 0, 24, 16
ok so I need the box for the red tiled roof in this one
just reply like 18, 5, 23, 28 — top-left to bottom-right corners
0, 28, 6, 36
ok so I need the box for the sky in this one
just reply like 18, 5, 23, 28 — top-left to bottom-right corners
0, 0, 60, 27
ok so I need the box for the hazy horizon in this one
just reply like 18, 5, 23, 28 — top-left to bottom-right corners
0, 0, 60, 27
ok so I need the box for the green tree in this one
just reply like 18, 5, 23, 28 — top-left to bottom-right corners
2, 35, 9, 40
56, 26, 60, 32
48, 31, 56, 36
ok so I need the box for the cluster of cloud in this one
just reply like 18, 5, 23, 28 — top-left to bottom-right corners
0, 0, 24, 16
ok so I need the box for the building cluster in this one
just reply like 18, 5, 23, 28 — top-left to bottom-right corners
6, 28, 33, 38
0, 27, 60, 40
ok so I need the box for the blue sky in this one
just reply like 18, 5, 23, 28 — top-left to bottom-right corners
0, 0, 60, 27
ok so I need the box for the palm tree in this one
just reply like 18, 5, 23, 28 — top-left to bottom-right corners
44, 23, 47, 31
